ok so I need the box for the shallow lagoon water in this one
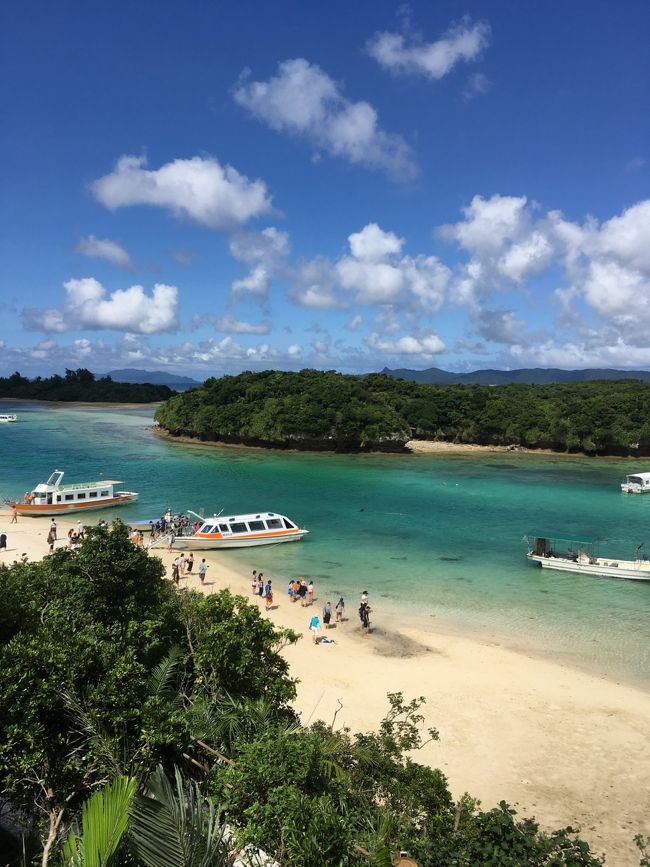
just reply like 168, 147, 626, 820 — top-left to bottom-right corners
2, 402, 650, 687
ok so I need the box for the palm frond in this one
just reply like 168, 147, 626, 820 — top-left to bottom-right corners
61, 775, 137, 867
147, 646, 185, 699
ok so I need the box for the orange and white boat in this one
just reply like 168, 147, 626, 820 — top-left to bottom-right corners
160, 509, 309, 549
5, 469, 138, 516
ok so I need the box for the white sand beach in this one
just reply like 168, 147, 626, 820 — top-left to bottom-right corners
2, 514, 649, 864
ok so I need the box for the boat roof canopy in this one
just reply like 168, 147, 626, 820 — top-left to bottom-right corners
527, 532, 596, 545
626, 472, 650, 481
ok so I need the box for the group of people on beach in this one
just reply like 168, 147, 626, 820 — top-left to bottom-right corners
171, 552, 209, 585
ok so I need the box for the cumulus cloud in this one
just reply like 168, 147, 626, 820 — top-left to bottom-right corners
462, 72, 492, 101
74, 235, 134, 270
215, 315, 271, 335
90, 155, 272, 229
291, 223, 450, 313
367, 17, 490, 80
233, 59, 416, 180
366, 331, 445, 356
23, 278, 179, 334
229, 227, 290, 299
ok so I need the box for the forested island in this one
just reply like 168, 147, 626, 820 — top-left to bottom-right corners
0, 369, 175, 402
0, 523, 615, 865
154, 369, 650, 456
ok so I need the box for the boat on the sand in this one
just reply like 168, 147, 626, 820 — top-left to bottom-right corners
526, 534, 650, 581
146, 509, 309, 549
4, 469, 139, 516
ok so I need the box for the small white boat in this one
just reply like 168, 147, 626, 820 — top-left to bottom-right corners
4, 469, 139, 516
621, 472, 650, 494
526, 534, 650, 581
149, 509, 309, 550
0, 414, 17, 423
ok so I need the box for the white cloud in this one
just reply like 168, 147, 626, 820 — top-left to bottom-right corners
366, 331, 445, 355
215, 315, 271, 335
90, 154, 272, 229
74, 235, 134, 270
474, 309, 528, 344
233, 58, 416, 179
462, 72, 492, 101
23, 277, 179, 334
367, 17, 490, 80
229, 227, 290, 299
346, 314, 363, 332
291, 223, 450, 313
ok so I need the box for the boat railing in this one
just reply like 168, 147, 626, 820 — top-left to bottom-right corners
57, 480, 115, 491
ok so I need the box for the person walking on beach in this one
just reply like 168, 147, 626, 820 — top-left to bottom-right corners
257, 574, 264, 597
46, 529, 55, 553
10, 506, 17, 524
198, 558, 208, 583
307, 580, 314, 606
171, 559, 180, 585
309, 613, 321, 644
323, 601, 332, 629
298, 579, 308, 607
50, 518, 57, 541
264, 578, 273, 610
186, 552, 194, 574
287, 579, 294, 602
291, 578, 300, 601
251, 570, 258, 595
335, 597, 345, 623
359, 601, 370, 636
167, 530, 175, 552
0, 532, 7, 552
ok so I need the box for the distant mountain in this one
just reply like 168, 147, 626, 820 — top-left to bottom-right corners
105, 368, 201, 390
380, 367, 650, 385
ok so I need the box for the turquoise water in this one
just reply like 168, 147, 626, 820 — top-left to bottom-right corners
2, 402, 650, 686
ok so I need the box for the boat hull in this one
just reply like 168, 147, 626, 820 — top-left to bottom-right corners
528, 553, 650, 581
6, 494, 138, 517
161, 530, 308, 550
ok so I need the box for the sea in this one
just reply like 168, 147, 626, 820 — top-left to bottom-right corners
2, 401, 650, 688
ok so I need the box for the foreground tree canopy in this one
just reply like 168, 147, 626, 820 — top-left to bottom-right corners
0, 369, 174, 402
155, 369, 650, 455
0, 524, 613, 865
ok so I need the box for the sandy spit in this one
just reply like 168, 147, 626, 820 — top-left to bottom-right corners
1, 516, 649, 864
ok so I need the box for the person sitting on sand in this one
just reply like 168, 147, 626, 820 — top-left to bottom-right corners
309, 614, 321, 644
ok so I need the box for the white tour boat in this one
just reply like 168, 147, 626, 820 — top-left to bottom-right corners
4, 469, 139, 516
621, 472, 650, 494
148, 509, 309, 550
0, 414, 17, 423
526, 534, 650, 581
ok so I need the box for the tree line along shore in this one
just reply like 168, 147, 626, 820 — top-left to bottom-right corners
1, 521, 632, 865
154, 369, 650, 456
0, 369, 174, 403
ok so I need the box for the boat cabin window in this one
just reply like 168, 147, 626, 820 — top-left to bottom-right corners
101, 490, 109, 496
283, 518, 296, 529
200, 525, 217, 534
230, 522, 247, 534
77, 493, 86, 500
65, 494, 74, 501
218, 524, 230, 533
89, 491, 98, 498
266, 518, 283, 529
248, 520, 265, 531
56, 496, 62, 503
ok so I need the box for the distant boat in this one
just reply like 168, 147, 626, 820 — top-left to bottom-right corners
621, 472, 650, 494
526, 534, 650, 581
4, 469, 139, 516
147, 509, 309, 549
0, 414, 17, 423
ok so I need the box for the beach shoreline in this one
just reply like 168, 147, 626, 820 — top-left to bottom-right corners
1, 515, 649, 863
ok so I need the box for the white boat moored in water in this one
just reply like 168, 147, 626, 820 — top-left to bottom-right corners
0, 414, 17, 423
4, 469, 139, 516
526, 534, 650, 581
621, 472, 650, 493
147, 509, 309, 549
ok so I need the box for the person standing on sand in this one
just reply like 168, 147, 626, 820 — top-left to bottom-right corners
186, 552, 194, 574
307, 580, 314, 605
292, 578, 300, 601
167, 530, 175, 552
257, 574, 264, 597
10, 506, 17, 524
264, 578, 273, 610
298, 580, 308, 607
287, 579, 294, 602
309, 614, 321, 644
359, 602, 370, 636
50, 519, 57, 541
171, 560, 180, 585
0, 532, 7, 551
198, 558, 208, 583
323, 601, 332, 629
251, 570, 258, 594
335, 597, 345, 622
46, 529, 55, 553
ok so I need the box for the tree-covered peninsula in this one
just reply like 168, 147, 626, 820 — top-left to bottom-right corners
0, 369, 175, 402
154, 369, 650, 456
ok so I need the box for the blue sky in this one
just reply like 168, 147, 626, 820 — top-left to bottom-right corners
1, 0, 649, 377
